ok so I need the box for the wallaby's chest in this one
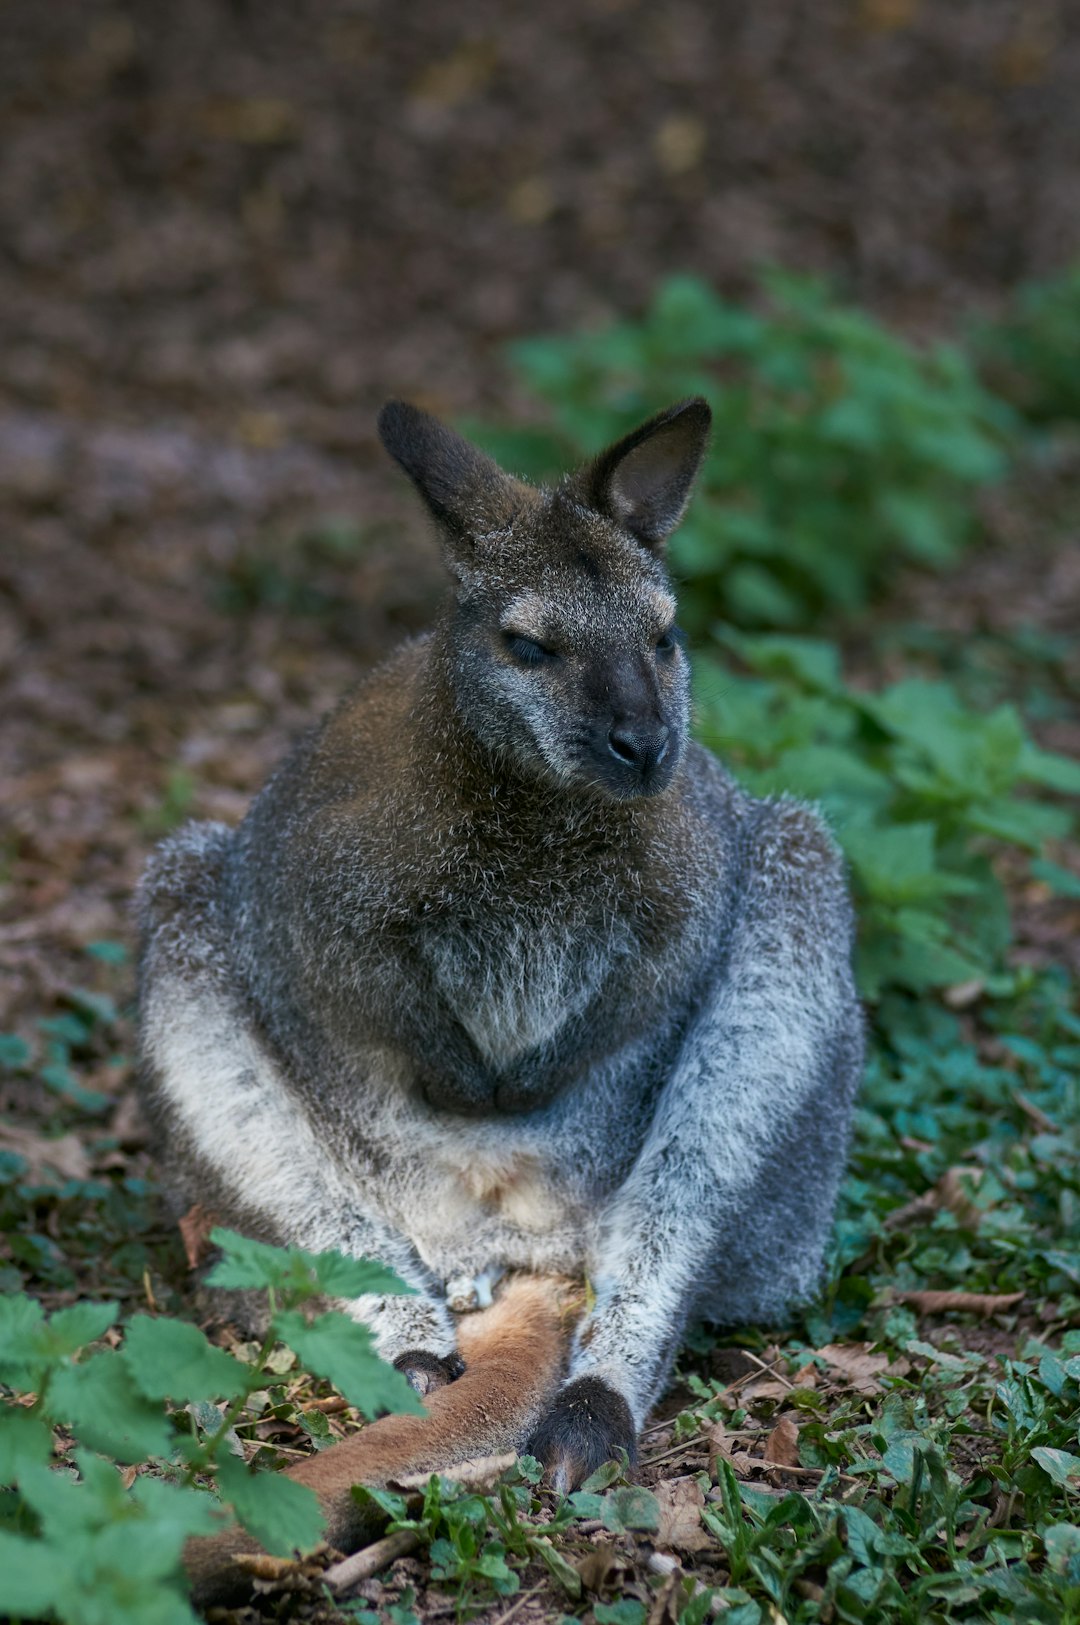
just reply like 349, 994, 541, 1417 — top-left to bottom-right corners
419, 907, 634, 1067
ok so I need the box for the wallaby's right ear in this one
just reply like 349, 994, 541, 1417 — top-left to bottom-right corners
378, 402, 530, 565
582, 397, 712, 552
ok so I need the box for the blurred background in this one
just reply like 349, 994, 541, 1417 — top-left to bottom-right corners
2, 0, 1079, 1065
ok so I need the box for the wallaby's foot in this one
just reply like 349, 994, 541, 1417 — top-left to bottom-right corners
394, 1348, 467, 1397
527, 1374, 637, 1493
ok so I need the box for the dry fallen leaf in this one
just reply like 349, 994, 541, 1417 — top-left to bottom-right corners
896, 1289, 1024, 1316
178, 1203, 220, 1270
885, 1166, 985, 1232
815, 1342, 891, 1394
577, 1545, 629, 1596
740, 1375, 792, 1403
0, 1124, 90, 1182
763, 1414, 801, 1468
653, 1476, 711, 1553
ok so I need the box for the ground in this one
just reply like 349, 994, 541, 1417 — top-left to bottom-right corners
1, 3, 1079, 1622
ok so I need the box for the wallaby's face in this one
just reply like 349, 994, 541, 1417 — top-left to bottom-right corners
378, 398, 712, 801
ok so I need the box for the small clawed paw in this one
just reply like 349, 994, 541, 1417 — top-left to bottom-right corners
393, 1348, 466, 1397
526, 1375, 637, 1494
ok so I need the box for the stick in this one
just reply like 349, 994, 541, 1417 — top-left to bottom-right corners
322, 1528, 420, 1591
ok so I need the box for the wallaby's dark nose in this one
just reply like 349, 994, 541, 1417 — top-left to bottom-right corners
608, 722, 671, 775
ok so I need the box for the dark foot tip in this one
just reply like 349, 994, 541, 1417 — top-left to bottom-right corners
393, 1348, 466, 1397
526, 1374, 637, 1492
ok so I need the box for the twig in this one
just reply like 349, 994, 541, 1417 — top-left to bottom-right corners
306, 1396, 351, 1415
737, 1350, 794, 1389
323, 1529, 420, 1591
495, 1581, 546, 1625
641, 1436, 708, 1468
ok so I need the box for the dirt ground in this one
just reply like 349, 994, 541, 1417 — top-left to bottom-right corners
5, 0, 1080, 1029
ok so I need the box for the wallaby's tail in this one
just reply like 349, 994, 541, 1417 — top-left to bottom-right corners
184, 1274, 577, 1609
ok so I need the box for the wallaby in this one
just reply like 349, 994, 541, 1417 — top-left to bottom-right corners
137, 397, 863, 1594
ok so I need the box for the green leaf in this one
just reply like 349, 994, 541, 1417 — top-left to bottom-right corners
0, 1033, 31, 1070
47, 1352, 173, 1462
0, 1293, 46, 1380
533, 1537, 582, 1597
600, 1485, 661, 1533
1044, 1523, 1080, 1575
205, 1229, 316, 1294
207, 1229, 412, 1305
123, 1315, 251, 1403
595, 1603, 647, 1625
272, 1309, 424, 1418
216, 1451, 325, 1556
310, 1249, 415, 1299
1031, 858, 1080, 899
842, 822, 944, 905
0, 1529, 64, 1614
0, 1403, 53, 1480
723, 632, 843, 692
1018, 743, 1080, 794
1030, 1446, 1080, 1485
37, 1301, 119, 1360
84, 939, 130, 965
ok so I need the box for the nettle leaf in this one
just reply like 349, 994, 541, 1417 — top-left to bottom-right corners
37, 1301, 119, 1361
123, 1315, 250, 1403
47, 1352, 173, 1463
1018, 743, 1080, 795
216, 1450, 325, 1555
843, 822, 945, 905
0, 1529, 64, 1615
272, 1309, 423, 1418
0, 1292, 47, 1380
310, 1250, 415, 1299
0, 1403, 52, 1480
207, 1228, 412, 1305
206, 1229, 320, 1295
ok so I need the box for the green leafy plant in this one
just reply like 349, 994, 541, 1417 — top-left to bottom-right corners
0, 1230, 421, 1625
472, 272, 1013, 632
693, 631, 1080, 995
976, 263, 1080, 424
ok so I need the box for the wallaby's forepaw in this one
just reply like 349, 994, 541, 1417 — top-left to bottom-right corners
393, 1349, 466, 1397
527, 1375, 637, 1493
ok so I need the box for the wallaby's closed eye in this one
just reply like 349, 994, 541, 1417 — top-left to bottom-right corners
137, 396, 862, 1593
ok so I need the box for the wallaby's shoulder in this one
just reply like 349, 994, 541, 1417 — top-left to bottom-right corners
305, 633, 434, 806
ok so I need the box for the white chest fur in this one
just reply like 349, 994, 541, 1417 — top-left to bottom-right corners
421, 914, 631, 1066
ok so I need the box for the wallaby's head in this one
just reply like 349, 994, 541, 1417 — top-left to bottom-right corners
378, 397, 711, 801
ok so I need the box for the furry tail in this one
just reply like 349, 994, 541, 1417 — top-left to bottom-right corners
184, 1274, 576, 1608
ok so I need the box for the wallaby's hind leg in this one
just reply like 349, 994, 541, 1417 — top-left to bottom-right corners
137, 821, 459, 1363
183, 1273, 578, 1610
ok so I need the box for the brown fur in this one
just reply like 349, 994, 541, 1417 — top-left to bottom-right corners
184, 1274, 578, 1608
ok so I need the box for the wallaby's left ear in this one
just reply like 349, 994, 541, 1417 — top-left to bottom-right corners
583, 397, 712, 551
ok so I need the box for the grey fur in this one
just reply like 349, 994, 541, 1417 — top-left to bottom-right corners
136, 397, 863, 1437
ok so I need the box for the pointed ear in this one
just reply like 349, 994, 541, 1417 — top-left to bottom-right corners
583, 397, 711, 551
378, 401, 529, 550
